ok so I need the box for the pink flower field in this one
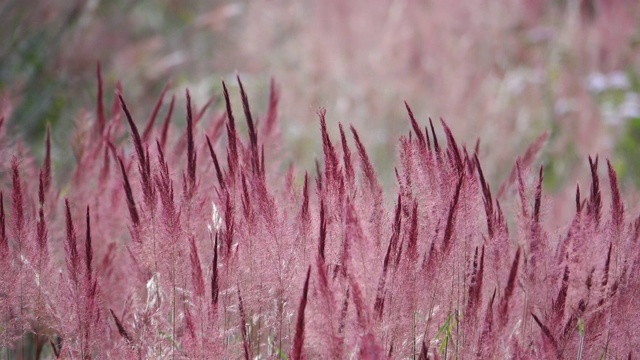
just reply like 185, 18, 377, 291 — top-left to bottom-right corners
0, 67, 639, 359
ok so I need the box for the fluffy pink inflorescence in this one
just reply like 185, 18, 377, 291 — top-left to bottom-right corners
0, 69, 639, 359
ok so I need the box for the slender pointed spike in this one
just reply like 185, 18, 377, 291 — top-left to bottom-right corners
405, 101, 426, 147
440, 117, 463, 173
301, 172, 309, 221
185, 89, 196, 191
222, 81, 238, 170
119, 94, 147, 170
607, 160, 623, 229
96, 62, 106, 134
424, 125, 431, 150
85, 206, 93, 283
350, 125, 378, 189
237, 76, 258, 154
292, 266, 312, 360
110, 309, 133, 344
339, 123, 354, 184
43, 124, 52, 193
0, 193, 6, 257
159, 95, 175, 151
142, 82, 170, 142
118, 157, 140, 226
429, 117, 439, 153
212, 233, 219, 306
318, 200, 326, 261
533, 165, 544, 223
206, 135, 225, 191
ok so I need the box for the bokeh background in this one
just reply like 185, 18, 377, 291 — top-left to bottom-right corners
1, 0, 640, 211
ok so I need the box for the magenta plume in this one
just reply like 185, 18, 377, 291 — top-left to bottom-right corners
121, 92, 155, 210
600, 242, 612, 299
429, 118, 440, 155
211, 233, 219, 306
11, 157, 25, 241
36, 171, 49, 262
474, 154, 494, 238
223, 195, 234, 256
0, 193, 7, 258
424, 125, 432, 151
291, 266, 311, 360
442, 173, 464, 254
159, 95, 175, 151
552, 265, 569, 319
374, 236, 393, 319
478, 289, 497, 358
206, 135, 226, 192
588, 156, 602, 226
301, 173, 310, 224
43, 125, 52, 194
85, 206, 93, 284
64, 199, 80, 286
189, 236, 205, 297
222, 81, 238, 177
607, 160, 623, 231
499, 247, 521, 326
260, 145, 266, 178
575, 183, 582, 213
240, 174, 252, 221
533, 165, 543, 224
96, 62, 106, 134
531, 313, 560, 357
516, 162, 529, 218
237, 287, 251, 360
110, 309, 132, 345
142, 82, 170, 142
315, 158, 323, 192
389, 194, 402, 259
467, 246, 485, 317
118, 157, 140, 226
440, 118, 463, 173
407, 200, 419, 262
119, 94, 147, 172
405, 101, 426, 149
339, 123, 355, 187
185, 89, 197, 194
350, 276, 383, 357
237, 76, 260, 175
476, 245, 485, 304
350, 125, 378, 190
318, 200, 326, 262
319, 109, 340, 184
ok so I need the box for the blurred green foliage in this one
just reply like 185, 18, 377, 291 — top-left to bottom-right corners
610, 69, 640, 188
0, 0, 237, 151
616, 116, 640, 188
0, 0, 75, 143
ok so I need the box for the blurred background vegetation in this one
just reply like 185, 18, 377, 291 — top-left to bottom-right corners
1, 0, 640, 212
0, 0, 244, 149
